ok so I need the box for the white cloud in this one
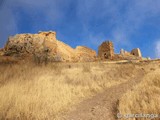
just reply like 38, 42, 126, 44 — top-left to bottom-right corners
111, 0, 160, 47
1, 0, 160, 51
74, 0, 160, 48
0, 0, 73, 47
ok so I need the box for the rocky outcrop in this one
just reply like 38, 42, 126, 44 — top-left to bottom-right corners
0, 48, 4, 56
4, 31, 57, 56
56, 40, 76, 62
75, 46, 96, 62
3, 31, 143, 62
3, 31, 96, 62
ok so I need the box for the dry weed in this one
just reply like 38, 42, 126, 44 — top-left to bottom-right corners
118, 69, 160, 120
0, 62, 138, 120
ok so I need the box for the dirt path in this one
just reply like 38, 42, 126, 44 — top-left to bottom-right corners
60, 70, 145, 120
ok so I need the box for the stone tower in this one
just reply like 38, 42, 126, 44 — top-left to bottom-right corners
98, 41, 114, 59
131, 48, 142, 57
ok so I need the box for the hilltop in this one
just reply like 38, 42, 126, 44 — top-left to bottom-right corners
0, 31, 150, 64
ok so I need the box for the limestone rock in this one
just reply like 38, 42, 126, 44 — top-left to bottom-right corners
56, 40, 76, 62
98, 41, 114, 59
3, 31, 97, 62
131, 48, 142, 57
75, 46, 96, 62
0, 48, 4, 56
4, 31, 57, 57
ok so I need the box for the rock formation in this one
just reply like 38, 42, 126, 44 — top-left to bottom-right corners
98, 41, 114, 59
75, 46, 96, 62
131, 48, 142, 57
56, 40, 76, 62
3, 31, 96, 62
4, 31, 57, 56
2, 31, 144, 62
0, 48, 4, 56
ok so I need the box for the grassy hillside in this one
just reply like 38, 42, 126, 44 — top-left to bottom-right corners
118, 61, 160, 120
0, 62, 137, 120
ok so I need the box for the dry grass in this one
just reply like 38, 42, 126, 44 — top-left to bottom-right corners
0, 56, 19, 64
0, 62, 137, 120
118, 63, 160, 120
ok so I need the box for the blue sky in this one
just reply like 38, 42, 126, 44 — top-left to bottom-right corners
0, 0, 160, 58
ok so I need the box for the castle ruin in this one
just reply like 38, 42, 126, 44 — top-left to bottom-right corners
98, 41, 142, 60
98, 41, 114, 59
131, 48, 142, 57
2, 31, 144, 62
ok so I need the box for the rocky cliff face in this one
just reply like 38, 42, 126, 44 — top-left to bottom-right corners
3, 31, 96, 62
0, 48, 4, 56
56, 40, 76, 62
75, 46, 96, 62
4, 31, 57, 56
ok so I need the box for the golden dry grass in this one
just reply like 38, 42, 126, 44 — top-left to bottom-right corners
0, 61, 138, 120
118, 62, 160, 120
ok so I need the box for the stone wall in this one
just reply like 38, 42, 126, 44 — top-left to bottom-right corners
131, 48, 142, 57
98, 41, 114, 59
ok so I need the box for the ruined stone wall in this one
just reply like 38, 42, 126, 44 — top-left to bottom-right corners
117, 48, 142, 60
120, 49, 131, 56
131, 48, 142, 57
98, 41, 114, 59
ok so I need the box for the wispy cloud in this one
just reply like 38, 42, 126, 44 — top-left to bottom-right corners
75, 0, 160, 48
1, 0, 160, 58
111, 0, 160, 47
0, 0, 72, 47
